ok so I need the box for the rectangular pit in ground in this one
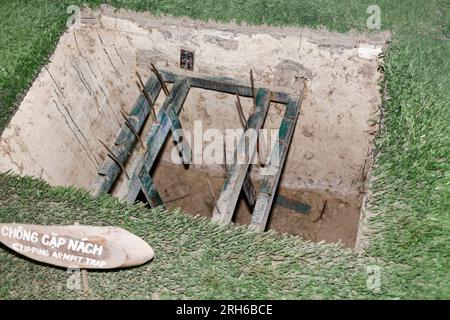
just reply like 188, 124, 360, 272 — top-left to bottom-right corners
0, 5, 388, 248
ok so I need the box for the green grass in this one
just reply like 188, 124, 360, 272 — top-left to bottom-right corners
0, 0, 447, 131
0, 0, 449, 299
0, 172, 377, 299
368, 34, 450, 296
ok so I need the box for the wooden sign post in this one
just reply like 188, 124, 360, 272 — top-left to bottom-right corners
0, 223, 154, 269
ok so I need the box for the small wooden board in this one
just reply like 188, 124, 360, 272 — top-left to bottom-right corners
0, 223, 154, 269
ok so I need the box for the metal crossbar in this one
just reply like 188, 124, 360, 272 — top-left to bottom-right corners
90, 69, 304, 231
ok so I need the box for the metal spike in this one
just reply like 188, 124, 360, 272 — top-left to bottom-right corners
150, 63, 170, 96
235, 94, 247, 128
135, 72, 158, 123
120, 110, 145, 150
97, 138, 130, 179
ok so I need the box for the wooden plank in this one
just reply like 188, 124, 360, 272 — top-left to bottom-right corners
126, 78, 190, 204
250, 98, 301, 231
224, 163, 257, 208
274, 194, 311, 214
91, 68, 302, 222
242, 174, 257, 207
139, 171, 164, 208
159, 70, 176, 83
142, 78, 190, 170
125, 159, 144, 203
159, 70, 292, 104
212, 88, 270, 224
271, 91, 292, 104
167, 107, 192, 164
0, 223, 154, 269
186, 76, 253, 98
135, 108, 190, 208
91, 75, 161, 196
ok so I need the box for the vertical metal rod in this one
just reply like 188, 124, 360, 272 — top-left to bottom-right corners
250, 69, 257, 112
136, 72, 158, 123
235, 94, 247, 128
151, 63, 170, 96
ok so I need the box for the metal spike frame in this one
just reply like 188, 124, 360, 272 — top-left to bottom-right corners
91, 69, 305, 231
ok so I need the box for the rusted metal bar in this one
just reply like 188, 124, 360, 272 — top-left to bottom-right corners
235, 94, 247, 128
136, 72, 157, 123
313, 200, 327, 222
250, 69, 257, 112
151, 63, 170, 96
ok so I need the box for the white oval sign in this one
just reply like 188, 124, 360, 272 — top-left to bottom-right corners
0, 223, 154, 269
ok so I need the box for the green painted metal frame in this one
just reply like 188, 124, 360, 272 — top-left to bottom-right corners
90, 69, 303, 231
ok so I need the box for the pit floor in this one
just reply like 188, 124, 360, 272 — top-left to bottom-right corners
151, 163, 362, 247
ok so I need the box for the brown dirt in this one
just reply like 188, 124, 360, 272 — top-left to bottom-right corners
152, 163, 361, 247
